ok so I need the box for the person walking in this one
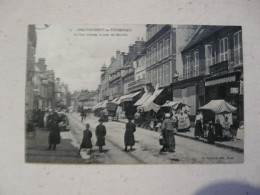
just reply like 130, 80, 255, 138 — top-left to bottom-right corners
124, 117, 136, 152
80, 109, 85, 122
207, 121, 215, 144
160, 113, 175, 153
78, 124, 92, 155
95, 118, 107, 152
47, 117, 60, 150
214, 119, 223, 141
194, 111, 203, 138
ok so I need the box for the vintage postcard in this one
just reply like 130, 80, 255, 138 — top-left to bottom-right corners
25, 24, 244, 164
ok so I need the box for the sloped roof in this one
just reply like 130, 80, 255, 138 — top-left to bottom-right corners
182, 25, 224, 53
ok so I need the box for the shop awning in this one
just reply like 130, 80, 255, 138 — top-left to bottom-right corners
112, 97, 119, 104
134, 93, 152, 106
99, 100, 108, 109
93, 101, 102, 110
138, 89, 163, 112
199, 99, 237, 114
205, 75, 236, 86
119, 91, 141, 104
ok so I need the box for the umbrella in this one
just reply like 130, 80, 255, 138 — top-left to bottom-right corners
199, 99, 237, 114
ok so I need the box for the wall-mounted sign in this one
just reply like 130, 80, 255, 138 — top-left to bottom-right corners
230, 87, 239, 94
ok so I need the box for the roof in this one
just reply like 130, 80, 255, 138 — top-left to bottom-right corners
182, 25, 224, 53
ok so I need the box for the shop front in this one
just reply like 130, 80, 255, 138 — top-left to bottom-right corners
172, 75, 205, 117
205, 72, 242, 121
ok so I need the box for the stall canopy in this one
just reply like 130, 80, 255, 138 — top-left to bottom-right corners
134, 93, 151, 106
138, 89, 163, 112
199, 99, 237, 114
118, 91, 141, 104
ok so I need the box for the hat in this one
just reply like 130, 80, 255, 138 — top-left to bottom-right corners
165, 113, 170, 118
98, 118, 104, 122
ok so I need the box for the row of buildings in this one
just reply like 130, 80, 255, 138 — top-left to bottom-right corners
26, 25, 71, 122
96, 25, 243, 121
71, 90, 99, 111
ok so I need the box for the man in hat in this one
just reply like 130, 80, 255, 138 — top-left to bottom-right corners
124, 116, 136, 152
95, 118, 107, 152
160, 113, 175, 153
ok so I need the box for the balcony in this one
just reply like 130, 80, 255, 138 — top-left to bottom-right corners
128, 78, 146, 92
210, 61, 230, 75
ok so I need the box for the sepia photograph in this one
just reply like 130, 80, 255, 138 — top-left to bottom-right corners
25, 24, 244, 164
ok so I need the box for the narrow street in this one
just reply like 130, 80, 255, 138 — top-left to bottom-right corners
63, 113, 243, 164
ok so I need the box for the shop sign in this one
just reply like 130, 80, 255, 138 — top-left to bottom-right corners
230, 87, 239, 94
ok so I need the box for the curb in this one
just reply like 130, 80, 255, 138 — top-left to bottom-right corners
117, 119, 244, 153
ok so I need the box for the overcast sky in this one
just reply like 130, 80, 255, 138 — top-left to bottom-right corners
35, 24, 146, 92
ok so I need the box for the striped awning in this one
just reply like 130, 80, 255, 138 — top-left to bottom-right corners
205, 75, 236, 86
119, 91, 141, 104
134, 93, 151, 106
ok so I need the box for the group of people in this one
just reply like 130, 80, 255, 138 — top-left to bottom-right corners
78, 117, 136, 155
159, 113, 177, 153
134, 107, 190, 133
194, 111, 234, 143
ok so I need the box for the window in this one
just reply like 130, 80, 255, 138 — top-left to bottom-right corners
205, 45, 215, 74
159, 42, 163, 60
234, 31, 243, 65
164, 63, 170, 85
185, 56, 191, 79
147, 71, 151, 83
154, 47, 157, 63
153, 69, 157, 86
164, 39, 170, 57
219, 37, 229, 62
193, 52, 199, 77
159, 67, 163, 86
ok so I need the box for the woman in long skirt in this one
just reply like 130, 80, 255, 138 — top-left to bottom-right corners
194, 111, 203, 138
124, 117, 136, 152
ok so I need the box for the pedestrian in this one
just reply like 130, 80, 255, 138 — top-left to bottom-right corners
124, 117, 136, 152
222, 117, 233, 140
80, 109, 85, 122
78, 124, 92, 155
194, 111, 203, 138
177, 111, 186, 132
47, 117, 60, 150
95, 118, 107, 152
207, 121, 215, 144
160, 113, 175, 153
214, 119, 223, 141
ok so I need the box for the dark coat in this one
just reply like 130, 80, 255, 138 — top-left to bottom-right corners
48, 120, 60, 145
194, 120, 203, 137
124, 121, 136, 146
95, 124, 106, 146
80, 129, 92, 149
207, 125, 215, 144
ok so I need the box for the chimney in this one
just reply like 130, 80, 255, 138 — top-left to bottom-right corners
111, 56, 115, 63
129, 45, 134, 54
116, 50, 120, 58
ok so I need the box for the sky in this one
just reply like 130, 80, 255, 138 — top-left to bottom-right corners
35, 24, 146, 92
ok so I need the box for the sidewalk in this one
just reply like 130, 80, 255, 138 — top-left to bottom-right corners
26, 127, 86, 164
117, 118, 244, 153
